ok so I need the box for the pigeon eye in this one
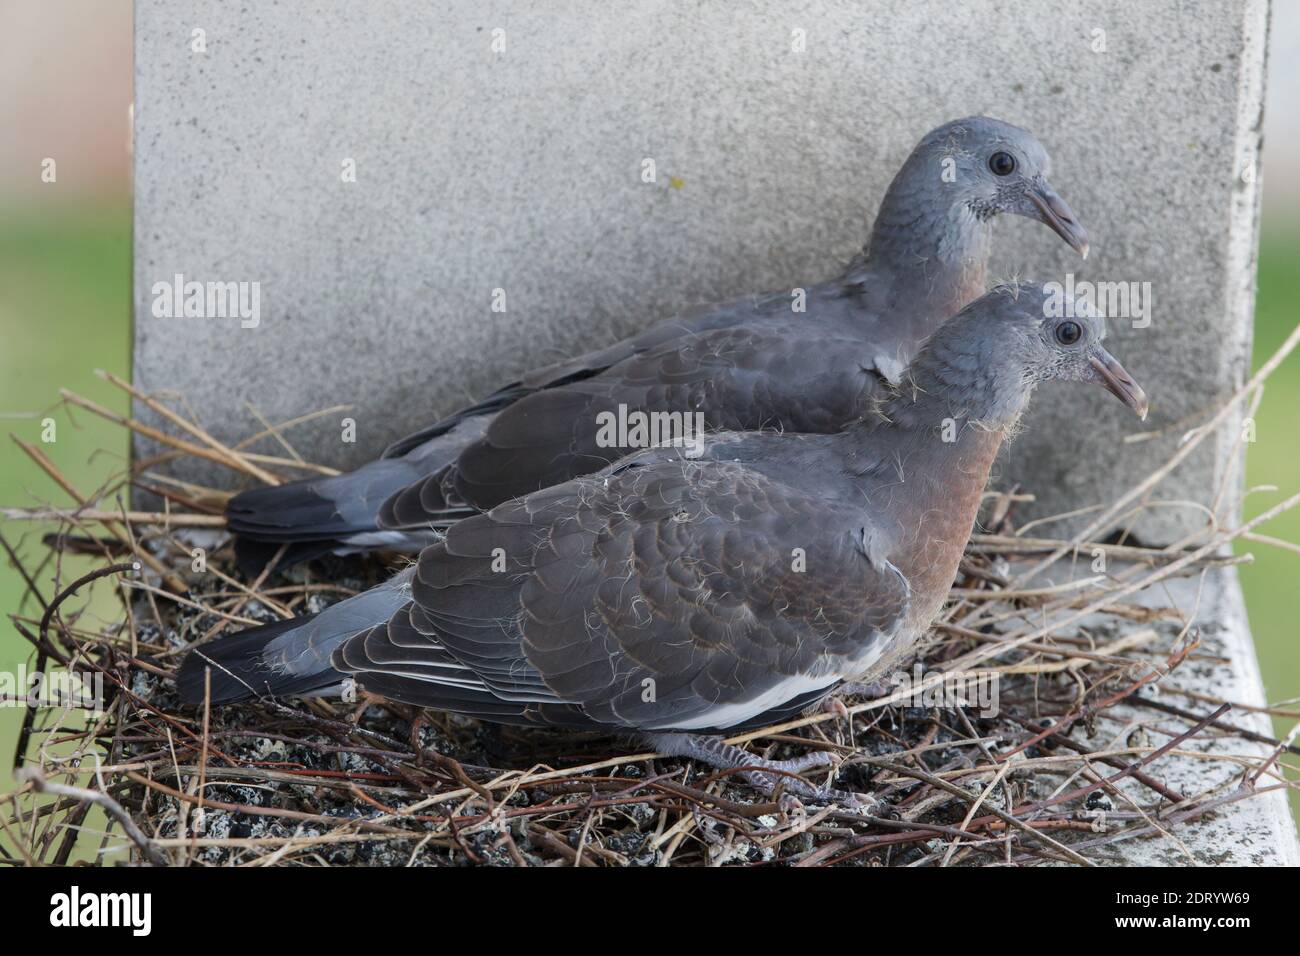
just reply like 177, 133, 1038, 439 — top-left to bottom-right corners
1055, 321, 1082, 346
988, 151, 1017, 176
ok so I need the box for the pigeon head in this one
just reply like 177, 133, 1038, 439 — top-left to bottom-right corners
893, 282, 1148, 428
921, 117, 1090, 258
1027, 288, 1147, 420
861, 118, 1090, 301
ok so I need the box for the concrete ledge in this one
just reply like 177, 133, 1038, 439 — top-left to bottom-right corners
1018, 564, 1299, 865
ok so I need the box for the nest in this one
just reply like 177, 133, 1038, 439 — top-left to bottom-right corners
2, 355, 1298, 867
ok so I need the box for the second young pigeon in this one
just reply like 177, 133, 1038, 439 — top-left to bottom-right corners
227, 117, 1089, 568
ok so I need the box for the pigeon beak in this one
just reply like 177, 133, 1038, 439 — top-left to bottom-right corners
1089, 346, 1148, 420
1028, 181, 1090, 259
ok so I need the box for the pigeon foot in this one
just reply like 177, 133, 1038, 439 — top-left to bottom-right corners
645, 732, 874, 810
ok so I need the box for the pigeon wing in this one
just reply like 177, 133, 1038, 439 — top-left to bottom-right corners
379, 322, 884, 528
341, 456, 910, 732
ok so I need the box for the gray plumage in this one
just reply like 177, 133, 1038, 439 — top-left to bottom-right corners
226, 116, 1087, 566
182, 282, 1146, 783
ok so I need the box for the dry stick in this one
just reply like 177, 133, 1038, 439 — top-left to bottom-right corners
131, 832, 443, 852
1011, 704, 1232, 821
1121, 395, 1238, 445
1206, 385, 1265, 530
51, 800, 93, 866
950, 488, 1300, 676
1015, 317, 1300, 588
132, 477, 226, 515
845, 757, 1091, 866
1128, 694, 1300, 757
798, 820, 1088, 867
8, 435, 184, 591
948, 575, 1106, 601
1051, 782, 1294, 860
231, 403, 353, 454
61, 389, 260, 476
0, 798, 38, 866
940, 760, 1012, 867
243, 402, 304, 464
10, 614, 244, 769
1, 506, 225, 527
11, 561, 139, 773
1248, 715, 1300, 787
954, 540, 1246, 640
117, 580, 266, 627
995, 641, 1199, 763
968, 533, 1195, 562
61, 388, 338, 478
1002, 713, 1185, 804
194, 556, 294, 619
9, 436, 83, 504
937, 622, 1159, 668
95, 369, 282, 486
136, 470, 233, 503
1168, 685, 1300, 719
533, 826, 599, 866
1012, 502, 1108, 538
195, 669, 212, 855
1241, 530, 1300, 558
193, 542, 290, 644
10, 651, 47, 778
16, 768, 167, 866
55, 706, 122, 865
142, 730, 413, 763
123, 772, 407, 834
38, 561, 141, 657
116, 492, 158, 659
843, 710, 1234, 866
144, 765, 412, 793
214, 451, 335, 474
39, 713, 118, 866
0, 530, 51, 615
9, 617, 172, 676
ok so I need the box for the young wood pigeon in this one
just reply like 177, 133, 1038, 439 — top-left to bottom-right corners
226, 117, 1088, 569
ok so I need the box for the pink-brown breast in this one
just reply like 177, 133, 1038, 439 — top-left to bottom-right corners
883, 428, 1005, 636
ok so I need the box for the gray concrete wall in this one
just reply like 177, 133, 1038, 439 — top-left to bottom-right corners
134, 0, 1268, 544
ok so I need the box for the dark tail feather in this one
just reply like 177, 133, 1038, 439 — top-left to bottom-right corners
224, 426, 491, 570
177, 567, 417, 706
232, 537, 347, 577
225, 470, 393, 542
178, 615, 343, 705
225, 458, 429, 574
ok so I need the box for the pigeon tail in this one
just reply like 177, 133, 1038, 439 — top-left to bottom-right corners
232, 538, 351, 578
226, 458, 421, 542
225, 458, 437, 572
178, 567, 415, 705
225, 414, 493, 570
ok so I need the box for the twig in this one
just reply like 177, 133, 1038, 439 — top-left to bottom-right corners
95, 370, 282, 485
3, 506, 225, 527
16, 768, 168, 866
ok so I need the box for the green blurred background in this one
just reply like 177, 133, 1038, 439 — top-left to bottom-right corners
0, 2, 1296, 848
